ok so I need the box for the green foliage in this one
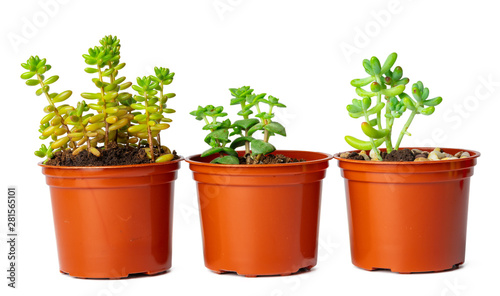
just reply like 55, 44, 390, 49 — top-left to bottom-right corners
345, 53, 443, 159
190, 86, 287, 164
21, 55, 74, 163
150, 66, 176, 148
22, 35, 177, 163
127, 76, 175, 162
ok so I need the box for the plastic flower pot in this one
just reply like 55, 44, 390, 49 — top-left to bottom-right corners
186, 150, 333, 277
40, 158, 183, 279
334, 147, 480, 273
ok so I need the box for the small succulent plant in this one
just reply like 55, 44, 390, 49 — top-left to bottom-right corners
22, 35, 177, 164
345, 52, 442, 160
190, 86, 287, 164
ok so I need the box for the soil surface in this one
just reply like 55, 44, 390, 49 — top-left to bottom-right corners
383, 149, 415, 161
339, 148, 470, 162
45, 143, 178, 166
343, 152, 366, 161
239, 153, 305, 165
343, 148, 415, 162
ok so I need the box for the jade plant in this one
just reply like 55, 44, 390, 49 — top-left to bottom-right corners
345, 52, 442, 160
190, 86, 286, 164
22, 35, 177, 164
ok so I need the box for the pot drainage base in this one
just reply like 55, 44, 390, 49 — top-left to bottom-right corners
365, 262, 463, 274
59, 268, 169, 279
210, 265, 314, 277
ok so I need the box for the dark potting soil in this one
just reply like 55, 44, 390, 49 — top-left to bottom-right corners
239, 153, 305, 165
343, 152, 366, 161
45, 142, 179, 166
343, 148, 416, 162
383, 148, 415, 162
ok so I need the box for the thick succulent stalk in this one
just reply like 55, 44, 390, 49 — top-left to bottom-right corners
144, 94, 155, 161
97, 67, 109, 149
238, 101, 251, 155
364, 111, 382, 160
36, 74, 75, 149
394, 111, 416, 150
384, 101, 394, 152
157, 81, 164, 148
107, 61, 116, 145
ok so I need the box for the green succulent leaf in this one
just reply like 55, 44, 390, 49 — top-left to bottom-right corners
420, 106, 435, 115
206, 129, 229, 142
230, 136, 255, 149
423, 96, 443, 106
250, 139, 276, 156
380, 84, 405, 97
53, 90, 72, 103
361, 122, 389, 139
347, 104, 362, 114
366, 102, 385, 116
362, 59, 373, 75
345, 136, 385, 151
350, 76, 375, 87
201, 147, 238, 157
402, 96, 417, 111
202, 122, 222, 130
248, 122, 265, 136
264, 122, 286, 137
356, 87, 376, 98
392, 66, 403, 81
211, 155, 240, 164
370, 56, 381, 75
380, 52, 397, 74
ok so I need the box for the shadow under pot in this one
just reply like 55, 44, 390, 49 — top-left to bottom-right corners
186, 150, 333, 277
334, 147, 480, 274
40, 158, 183, 279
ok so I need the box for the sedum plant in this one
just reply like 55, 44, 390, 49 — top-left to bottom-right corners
129, 75, 175, 162
345, 52, 442, 160
190, 86, 287, 164
22, 35, 177, 164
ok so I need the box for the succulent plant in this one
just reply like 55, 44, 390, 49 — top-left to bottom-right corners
22, 35, 177, 164
346, 53, 442, 160
190, 86, 287, 164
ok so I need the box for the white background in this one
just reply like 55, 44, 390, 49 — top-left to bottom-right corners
1, 0, 499, 295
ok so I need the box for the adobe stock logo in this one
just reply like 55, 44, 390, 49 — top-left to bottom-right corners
340, 0, 410, 63
413, 74, 499, 147
213, 0, 243, 21
7, 0, 70, 53
440, 278, 466, 296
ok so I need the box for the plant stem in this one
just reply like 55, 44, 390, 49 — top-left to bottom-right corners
263, 129, 270, 143
144, 93, 155, 161
240, 101, 250, 155
157, 81, 164, 148
255, 103, 263, 123
86, 136, 91, 152
97, 67, 109, 149
364, 111, 382, 160
203, 115, 223, 158
375, 76, 383, 130
36, 74, 75, 149
263, 104, 273, 143
202, 115, 210, 126
256, 104, 273, 162
394, 111, 416, 150
384, 99, 393, 152
107, 61, 116, 145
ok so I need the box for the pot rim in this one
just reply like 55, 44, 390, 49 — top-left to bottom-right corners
38, 155, 184, 169
185, 150, 333, 168
333, 147, 480, 165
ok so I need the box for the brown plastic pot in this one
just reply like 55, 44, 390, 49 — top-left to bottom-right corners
334, 147, 480, 273
40, 158, 183, 279
186, 150, 333, 276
